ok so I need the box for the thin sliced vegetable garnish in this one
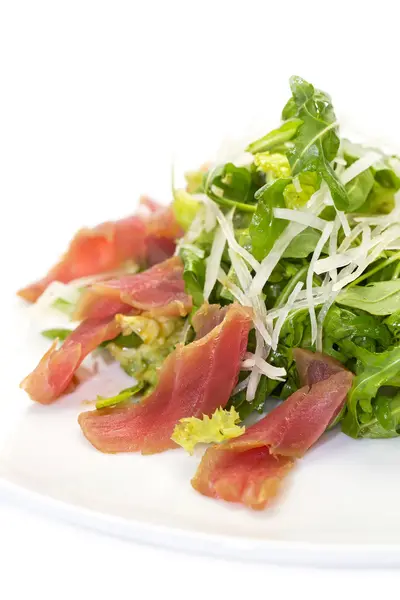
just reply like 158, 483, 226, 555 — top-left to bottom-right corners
20, 76, 400, 511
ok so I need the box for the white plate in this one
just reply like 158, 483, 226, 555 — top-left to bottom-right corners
2, 268, 400, 569
3, 131, 400, 567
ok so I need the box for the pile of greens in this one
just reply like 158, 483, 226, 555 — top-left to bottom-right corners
45, 76, 400, 441
171, 75, 400, 439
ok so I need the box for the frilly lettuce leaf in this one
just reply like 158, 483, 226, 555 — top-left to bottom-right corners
171, 407, 244, 454
253, 152, 291, 179
283, 171, 320, 209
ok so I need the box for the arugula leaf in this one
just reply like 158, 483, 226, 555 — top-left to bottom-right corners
95, 382, 144, 409
249, 178, 291, 261
345, 168, 374, 212
41, 328, 72, 341
227, 375, 271, 420
339, 340, 400, 437
337, 281, 400, 315
51, 297, 76, 317
205, 163, 256, 212
355, 394, 400, 438
283, 228, 321, 258
246, 119, 303, 154
384, 310, 400, 341
279, 308, 311, 348
179, 247, 206, 307
274, 265, 308, 308
283, 76, 349, 210
323, 305, 392, 351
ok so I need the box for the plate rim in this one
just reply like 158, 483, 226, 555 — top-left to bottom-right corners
1, 476, 400, 568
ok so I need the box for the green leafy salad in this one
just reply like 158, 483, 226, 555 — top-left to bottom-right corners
171, 75, 400, 440
45, 75, 400, 443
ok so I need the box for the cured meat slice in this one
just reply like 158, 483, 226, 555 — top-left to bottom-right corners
21, 315, 125, 404
78, 304, 252, 454
74, 257, 192, 320
192, 352, 353, 509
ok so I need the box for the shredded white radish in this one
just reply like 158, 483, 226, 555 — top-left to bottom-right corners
273, 208, 327, 231
333, 224, 400, 291
201, 196, 260, 271
307, 221, 334, 344
246, 330, 265, 402
249, 190, 326, 298
218, 269, 249, 304
336, 210, 351, 236
314, 247, 365, 274
328, 216, 341, 282
241, 355, 286, 380
293, 176, 302, 193
271, 281, 304, 350
316, 298, 336, 352
340, 151, 380, 185
232, 375, 251, 396
249, 222, 306, 298
203, 215, 229, 301
229, 249, 272, 346
338, 222, 364, 253
185, 208, 205, 244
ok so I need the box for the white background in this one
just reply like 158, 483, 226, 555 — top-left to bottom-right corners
1, 0, 400, 597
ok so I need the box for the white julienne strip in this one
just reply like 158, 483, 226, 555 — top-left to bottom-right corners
246, 329, 265, 402
229, 249, 272, 345
203, 213, 230, 301
232, 375, 251, 396
316, 284, 337, 353
293, 177, 302, 192
241, 355, 286, 380
338, 222, 364, 253
193, 194, 217, 232
314, 248, 361, 274
249, 189, 327, 299
273, 208, 327, 231
185, 208, 205, 244
340, 151, 381, 185
201, 196, 260, 271
217, 269, 248, 304
307, 221, 334, 344
333, 224, 400, 291
328, 216, 341, 282
271, 281, 304, 350
336, 210, 351, 236
217, 268, 272, 346
249, 222, 306, 298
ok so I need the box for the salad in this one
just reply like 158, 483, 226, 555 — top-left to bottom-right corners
19, 76, 400, 510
